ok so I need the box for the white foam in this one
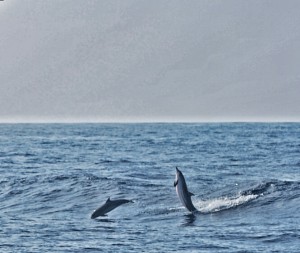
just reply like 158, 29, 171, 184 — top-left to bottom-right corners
194, 194, 258, 213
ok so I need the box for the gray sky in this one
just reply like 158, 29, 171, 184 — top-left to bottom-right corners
1, 0, 300, 122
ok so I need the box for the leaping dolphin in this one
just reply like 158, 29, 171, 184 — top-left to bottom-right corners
174, 167, 197, 213
91, 197, 133, 219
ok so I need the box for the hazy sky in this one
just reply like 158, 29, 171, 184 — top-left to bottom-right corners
1, 0, 300, 122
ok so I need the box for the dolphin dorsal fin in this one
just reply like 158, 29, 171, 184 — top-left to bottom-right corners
106, 197, 111, 203
189, 191, 194, 196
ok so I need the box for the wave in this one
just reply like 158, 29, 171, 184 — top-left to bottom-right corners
137, 191, 259, 218
193, 180, 300, 214
195, 194, 258, 213
0, 172, 116, 217
2, 170, 299, 222
239, 181, 278, 196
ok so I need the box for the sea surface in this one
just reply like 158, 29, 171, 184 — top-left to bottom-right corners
0, 123, 299, 252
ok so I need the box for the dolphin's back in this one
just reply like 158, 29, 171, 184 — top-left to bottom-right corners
91, 198, 132, 219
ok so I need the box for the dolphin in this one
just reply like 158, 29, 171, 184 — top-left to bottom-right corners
174, 167, 197, 213
91, 197, 133, 219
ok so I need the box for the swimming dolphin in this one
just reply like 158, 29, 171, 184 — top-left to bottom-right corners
91, 197, 133, 219
174, 167, 197, 213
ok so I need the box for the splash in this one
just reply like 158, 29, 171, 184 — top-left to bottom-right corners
194, 194, 258, 213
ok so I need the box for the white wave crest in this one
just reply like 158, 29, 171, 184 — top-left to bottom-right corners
194, 194, 258, 213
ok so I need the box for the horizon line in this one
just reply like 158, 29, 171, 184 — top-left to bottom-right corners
0, 117, 300, 124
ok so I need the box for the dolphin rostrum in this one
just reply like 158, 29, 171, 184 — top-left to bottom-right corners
91, 197, 133, 219
174, 167, 197, 213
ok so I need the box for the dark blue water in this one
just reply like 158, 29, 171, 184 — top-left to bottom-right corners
0, 123, 299, 252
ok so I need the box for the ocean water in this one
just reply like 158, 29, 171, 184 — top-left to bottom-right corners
0, 123, 299, 252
